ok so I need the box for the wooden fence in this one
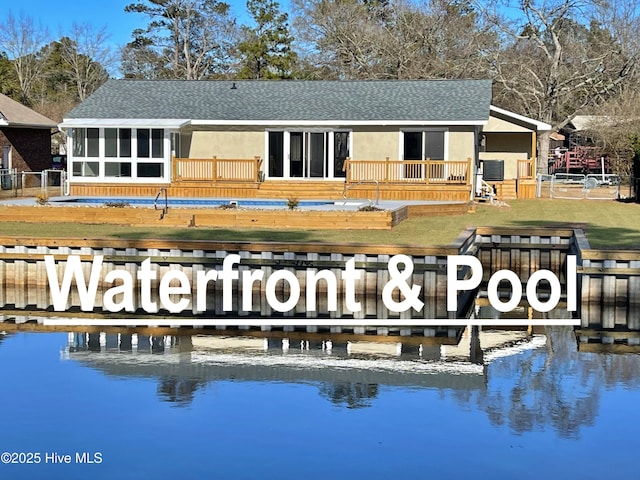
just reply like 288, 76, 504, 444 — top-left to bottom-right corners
344, 158, 472, 185
173, 156, 262, 182
517, 158, 535, 180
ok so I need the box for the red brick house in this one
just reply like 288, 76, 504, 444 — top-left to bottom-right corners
0, 93, 57, 172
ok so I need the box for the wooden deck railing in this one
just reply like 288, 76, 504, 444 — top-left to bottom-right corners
517, 158, 535, 180
173, 156, 263, 182
343, 157, 472, 185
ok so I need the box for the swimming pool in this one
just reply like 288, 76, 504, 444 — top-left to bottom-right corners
51, 197, 341, 209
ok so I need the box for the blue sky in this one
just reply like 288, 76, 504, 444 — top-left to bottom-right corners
0, 0, 255, 49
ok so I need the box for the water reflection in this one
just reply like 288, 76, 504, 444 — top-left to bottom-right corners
474, 328, 600, 438
319, 383, 379, 409
50, 322, 640, 439
157, 377, 205, 406
3, 281, 640, 439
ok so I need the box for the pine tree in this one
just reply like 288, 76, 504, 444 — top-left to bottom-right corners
236, 0, 297, 79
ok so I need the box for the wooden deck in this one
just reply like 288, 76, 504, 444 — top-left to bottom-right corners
69, 156, 475, 201
70, 180, 475, 201
68, 180, 474, 202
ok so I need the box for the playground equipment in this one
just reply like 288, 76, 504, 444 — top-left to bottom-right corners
549, 146, 610, 175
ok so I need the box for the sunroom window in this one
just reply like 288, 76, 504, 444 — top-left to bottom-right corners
72, 128, 99, 158
137, 129, 164, 158
70, 127, 168, 181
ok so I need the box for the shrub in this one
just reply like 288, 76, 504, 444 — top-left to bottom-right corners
358, 205, 382, 212
287, 196, 299, 210
35, 193, 48, 205
218, 202, 238, 209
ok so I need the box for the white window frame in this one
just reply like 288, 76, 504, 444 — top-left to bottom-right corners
264, 128, 353, 180
68, 126, 171, 184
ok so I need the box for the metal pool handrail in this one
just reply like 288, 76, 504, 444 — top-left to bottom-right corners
154, 188, 168, 219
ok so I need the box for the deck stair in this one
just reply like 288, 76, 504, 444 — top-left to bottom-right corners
256, 180, 346, 200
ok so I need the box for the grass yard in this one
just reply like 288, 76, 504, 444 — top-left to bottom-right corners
2, 199, 640, 248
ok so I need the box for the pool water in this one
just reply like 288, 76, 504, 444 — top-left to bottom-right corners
57, 197, 337, 208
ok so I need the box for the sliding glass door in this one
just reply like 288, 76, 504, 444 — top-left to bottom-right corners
307, 132, 325, 178
267, 130, 350, 179
402, 129, 447, 179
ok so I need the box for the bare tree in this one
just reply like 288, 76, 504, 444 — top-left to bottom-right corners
0, 11, 51, 104
485, 0, 640, 172
292, 0, 494, 80
58, 23, 114, 102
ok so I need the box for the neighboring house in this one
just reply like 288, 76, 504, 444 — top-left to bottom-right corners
0, 93, 57, 173
59, 79, 550, 201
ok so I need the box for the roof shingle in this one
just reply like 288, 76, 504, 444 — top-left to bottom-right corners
65, 79, 493, 124
0, 93, 56, 128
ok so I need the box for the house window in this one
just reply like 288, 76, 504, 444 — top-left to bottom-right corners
120, 129, 132, 157
72, 128, 85, 157
86, 129, 99, 157
152, 129, 163, 157
73, 161, 99, 177
69, 126, 168, 182
105, 129, 117, 157
105, 162, 132, 177
137, 129, 150, 158
72, 128, 100, 158
137, 163, 164, 177
105, 128, 132, 158
334, 131, 350, 178
268, 131, 284, 177
137, 129, 164, 158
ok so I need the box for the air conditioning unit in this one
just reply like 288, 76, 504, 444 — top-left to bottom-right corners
482, 160, 504, 181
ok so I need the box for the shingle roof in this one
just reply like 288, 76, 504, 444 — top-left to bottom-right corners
0, 93, 56, 128
64, 79, 493, 124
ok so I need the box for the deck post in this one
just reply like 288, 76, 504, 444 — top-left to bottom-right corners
344, 157, 351, 184
425, 157, 431, 184
212, 156, 217, 182
254, 156, 261, 182
531, 131, 537, 174
385, 157, 389, 183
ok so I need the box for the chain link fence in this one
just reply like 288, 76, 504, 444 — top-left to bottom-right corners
0, 169, 67, 199
536, 173, 624, 200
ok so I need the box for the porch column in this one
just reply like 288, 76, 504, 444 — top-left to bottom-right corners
531, 131, 537, 173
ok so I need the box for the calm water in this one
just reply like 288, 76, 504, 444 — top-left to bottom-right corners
1, 327, 639, 479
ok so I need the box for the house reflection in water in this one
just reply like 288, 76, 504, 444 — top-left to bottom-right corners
63, 328, 537, 410
60, 324, 640, 438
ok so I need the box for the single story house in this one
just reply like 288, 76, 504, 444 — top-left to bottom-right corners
59, 79, 550, 201
0, 93, 57, 173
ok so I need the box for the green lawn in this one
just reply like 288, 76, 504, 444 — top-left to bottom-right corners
2, 199, 640, 248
